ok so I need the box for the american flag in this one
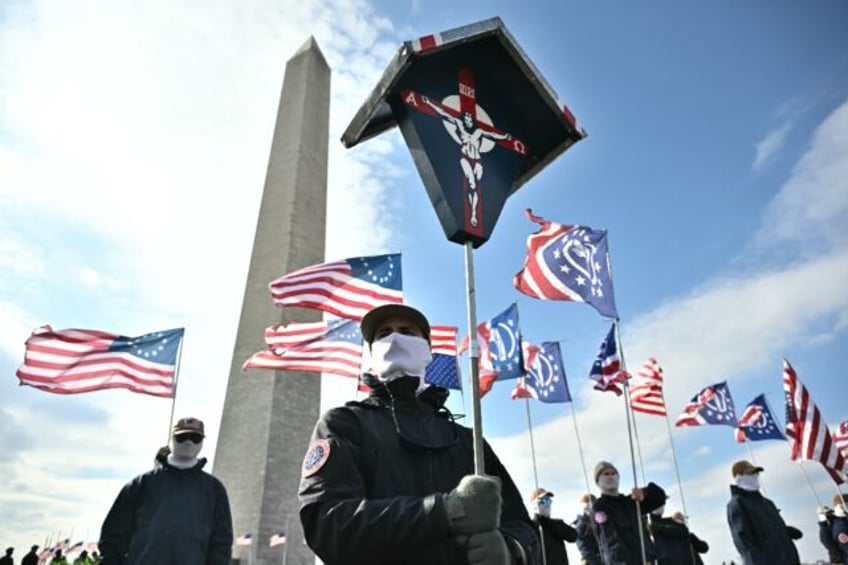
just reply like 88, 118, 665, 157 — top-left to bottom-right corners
269, 531, 287, 547
458, 303, 523, 395
629, 357, 667, 416
834, 421, 848, 459
734, 394, 785, 443
243, 319, 363, 379
675, 381, 738, 427
425, 325, 461, 390
268, 254, 403, 321
511, 341, 571, 403
513, 209, 618, 319
588, 323, 627, 396
783, 359, 846, 484
16, 326, 184, 398
235, 533, 253, 546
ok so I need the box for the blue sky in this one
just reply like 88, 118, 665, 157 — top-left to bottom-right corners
1, 1, 847, 563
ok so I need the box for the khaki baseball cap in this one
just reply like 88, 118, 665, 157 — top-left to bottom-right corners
731, 460, 763, 477
172, 417, 205, 437
529, 487, 554, 502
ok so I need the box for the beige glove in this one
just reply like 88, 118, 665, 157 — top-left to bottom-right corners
466, 531, 511, 565
443, 475, 502, 534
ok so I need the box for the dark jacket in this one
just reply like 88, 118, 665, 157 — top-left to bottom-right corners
649, 515, 708, 565
819, 511, 844, 563
591, 483, 666, 565
574, 513, 603, 565
726, 485, 798, 565
298, 377, 540, 565
0, 555, 12, 565
22, 550, 39, 565
533, 514, 576, 565
833, 515, 848, 561
99, 458, 233, 565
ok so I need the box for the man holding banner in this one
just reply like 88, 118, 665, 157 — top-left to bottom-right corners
298, 304, 539, 565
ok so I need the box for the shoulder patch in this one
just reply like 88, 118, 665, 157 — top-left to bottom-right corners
302, 439, 331, 478
838, 532, 848, 544
593, 511, 607, 524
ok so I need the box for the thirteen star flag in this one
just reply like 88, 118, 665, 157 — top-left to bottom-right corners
16, 326, 184, 398
511, 341, 571, 403
735, 393, 785, 443
513, 209, 618, 318
675, 381, 738, 427
588, 323, 627, 396
269, 253, 403, 321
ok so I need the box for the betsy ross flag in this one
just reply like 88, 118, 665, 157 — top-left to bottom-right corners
513, 209, 618, 319
675, 381, 738, 427
243, 320, 363, 379
269, 531, 287, 547
629, 357, 667, 416
511, 341, 571, 403
834, 421, 848, 459
16, 327, 184, 398
735, 394, 785, 443
588, 324, 627, 396
425, 326, 461, 390
783, 360, 846, 484
458, 303, 524, 395
269, 253, 403, 321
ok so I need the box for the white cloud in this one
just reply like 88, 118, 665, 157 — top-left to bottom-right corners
753, 123, 791, 172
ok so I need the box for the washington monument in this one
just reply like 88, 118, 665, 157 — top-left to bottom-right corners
214, 37, 329, 565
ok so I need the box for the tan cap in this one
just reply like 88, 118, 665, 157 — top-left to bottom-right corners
172, 417, 205, 437
671, 511, 686, 523
731, 460, 763, 477
360, 303, 430, 344
833, 494, 847, 507
529, 487, 554, 502
578, 493, 596, 505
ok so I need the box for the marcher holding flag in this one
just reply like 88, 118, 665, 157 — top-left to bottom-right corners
298, 303, 539, 565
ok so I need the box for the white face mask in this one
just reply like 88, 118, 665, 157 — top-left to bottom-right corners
734, 474, 760, 491
169, 438, 203, 468
835, 505, 847, 518
583, 503, 593, 515
535, 502, 552, 517
652, 505, 665, 517
598, 474, 620, 495
369, 333, 432, 384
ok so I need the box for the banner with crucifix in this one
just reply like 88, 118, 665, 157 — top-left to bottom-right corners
343, 17, 586, 248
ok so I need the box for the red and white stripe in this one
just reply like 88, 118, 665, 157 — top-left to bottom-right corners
783, 359, 846, 484
834, 421, 848, 459
735, 404, 764, 443
629, 357, 667, 416
430, 326, 458, 356
16, 327, 176, 398
268, 258, 402, 322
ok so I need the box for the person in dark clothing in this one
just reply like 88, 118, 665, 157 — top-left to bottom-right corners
0, 547, 13, 565
99, 416, 233, 565
726, 460, 800, 565
22, 545, 39, 565
574, 494, 603, 565
831, 495, 848, 562
650, 510, 709, 565
817, 506, 845, 563
299, 304, 540, 565
590, 461, 666, 565
529, 487, 576, 565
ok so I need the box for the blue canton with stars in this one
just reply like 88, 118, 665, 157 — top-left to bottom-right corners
541, 225, 618, 319
488, 303, 523, 381
425, 354, 462, 390
109, 328, 184, 365
325, 319, 364, 344
687, 381, 738, 427
738, 394, 786, 442
526, 341, 571, 403
347, 253, 402, 291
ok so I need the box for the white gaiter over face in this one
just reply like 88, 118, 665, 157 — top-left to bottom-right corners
535, 502, 551, 518
734, 474, 760, 492
598, 474, 620, 495
835, 505, 847, 518
370, 333, 432, 387
168, 438, 203, 469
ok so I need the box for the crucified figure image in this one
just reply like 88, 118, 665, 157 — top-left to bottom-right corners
422, 96, 512, 228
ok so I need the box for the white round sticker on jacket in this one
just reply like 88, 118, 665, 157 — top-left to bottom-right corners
593, 511, 608, 524
302, 439, 331, 477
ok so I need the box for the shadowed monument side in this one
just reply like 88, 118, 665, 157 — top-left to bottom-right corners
213, 37, 330, 565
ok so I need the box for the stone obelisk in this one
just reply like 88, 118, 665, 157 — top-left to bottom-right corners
214, 37, 329, 565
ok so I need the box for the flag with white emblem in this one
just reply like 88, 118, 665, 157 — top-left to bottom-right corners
675, 381, 738, 428
734, 393, 785, 443
511, 341, 570, 403
16, 326, 184, 398
269, 253, 403, 321
513, 209, 618, 319
458, 303, 524, 395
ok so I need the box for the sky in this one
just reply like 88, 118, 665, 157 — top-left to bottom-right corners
1, 0, 847, 563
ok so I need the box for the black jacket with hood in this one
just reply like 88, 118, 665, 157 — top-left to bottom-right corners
298, 376, 540, 565
726, 484, 799, 565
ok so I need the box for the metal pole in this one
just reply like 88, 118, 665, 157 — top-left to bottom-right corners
568, 402, 593, 496
165, 334, 186, 443
797, 461, 824, 508
630, 401, 647, 484
463, 241, 485, 475
523, 397, 548, 565
663, 412, 689, 520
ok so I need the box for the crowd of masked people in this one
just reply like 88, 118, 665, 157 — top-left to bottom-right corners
0, 546, 99, 565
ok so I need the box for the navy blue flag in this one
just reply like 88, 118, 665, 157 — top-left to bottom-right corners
514, 210, 618, 319
735, 393, 786, 442
675, 381, 738, 428
482, 303, 523, 381
425, 325, 462, 390
512, 341, 570, 403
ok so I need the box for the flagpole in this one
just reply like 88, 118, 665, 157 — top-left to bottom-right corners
165, 334, 186, 442
629, 402, 647, 484
567, 402, 593, 496
463, 241, 485, 475
523, 397, 549, 565
797, 461, 824, 508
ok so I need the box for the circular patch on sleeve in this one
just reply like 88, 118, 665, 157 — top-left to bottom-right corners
593, 511, 607, 524
838, 532, 848, 544
302, 439, 331, 478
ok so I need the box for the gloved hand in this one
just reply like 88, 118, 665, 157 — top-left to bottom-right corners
465, 531, 511, 565
443, 474, 502, 534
